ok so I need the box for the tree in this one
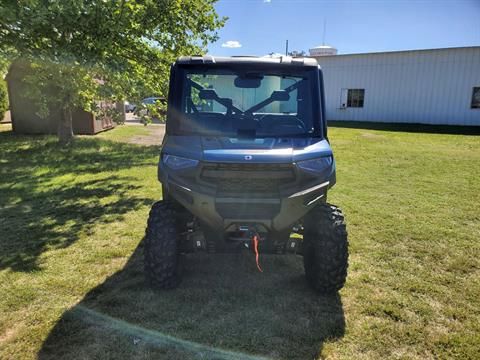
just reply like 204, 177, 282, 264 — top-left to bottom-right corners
0, 48, 11, 120
0, 0, 225, 145
0, 79, 7, 121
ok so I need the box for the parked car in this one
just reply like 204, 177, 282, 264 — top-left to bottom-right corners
141, 97, 164, 106
124, 101, 136, 113
136, 97, 166, 118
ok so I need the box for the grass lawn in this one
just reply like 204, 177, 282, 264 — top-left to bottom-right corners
0, 124, 479, 359
95, 124, 152, 142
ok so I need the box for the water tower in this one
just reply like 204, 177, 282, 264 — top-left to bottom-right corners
309, 45, 338, 57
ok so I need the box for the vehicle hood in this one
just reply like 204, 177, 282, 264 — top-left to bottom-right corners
162, 135, 333, 163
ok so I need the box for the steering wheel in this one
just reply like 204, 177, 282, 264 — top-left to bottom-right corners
263, 116, 307, 133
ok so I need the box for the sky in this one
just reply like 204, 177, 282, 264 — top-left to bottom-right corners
207, 0, 480, 56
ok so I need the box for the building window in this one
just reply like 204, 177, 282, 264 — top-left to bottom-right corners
347, 89, 365, 107
472, 87, 480, 109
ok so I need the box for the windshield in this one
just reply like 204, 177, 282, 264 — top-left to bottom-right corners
174, 67, 319, 137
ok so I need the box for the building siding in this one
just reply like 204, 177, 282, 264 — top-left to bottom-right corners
314, 47, 480, 126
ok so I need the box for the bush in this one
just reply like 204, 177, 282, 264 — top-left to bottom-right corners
0, 80, 8, 120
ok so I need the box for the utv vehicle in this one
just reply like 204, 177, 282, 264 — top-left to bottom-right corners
144, 55, 348, 294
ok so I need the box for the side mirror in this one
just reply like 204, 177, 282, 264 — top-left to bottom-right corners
271, 90, 290, 102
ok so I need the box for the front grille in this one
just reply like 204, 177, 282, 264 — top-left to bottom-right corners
216, 202, 280, 219
201, 163, 295, 194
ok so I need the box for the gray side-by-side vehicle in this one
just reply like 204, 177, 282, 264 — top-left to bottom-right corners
144, 55, 348, 294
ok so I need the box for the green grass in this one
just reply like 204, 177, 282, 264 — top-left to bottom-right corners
0, 125, 479, 359
95, 124, 151, 142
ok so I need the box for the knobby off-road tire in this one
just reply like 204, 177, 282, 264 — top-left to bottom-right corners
303, 204, 348, 294
144, 201, 183, 289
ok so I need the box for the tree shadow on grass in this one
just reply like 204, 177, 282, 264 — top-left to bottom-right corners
38, 244, 345, 360
329, 120, 480, 136
0, 131, 158, 271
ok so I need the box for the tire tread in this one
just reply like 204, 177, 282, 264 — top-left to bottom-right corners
303, 203, 349, 294
144, 201, 182, 289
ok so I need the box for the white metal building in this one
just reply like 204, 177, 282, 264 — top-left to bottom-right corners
310, 46, 480, 126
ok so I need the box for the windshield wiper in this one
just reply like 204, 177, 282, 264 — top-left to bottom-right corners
244, 79, 304, 115
188, 78, 243, 114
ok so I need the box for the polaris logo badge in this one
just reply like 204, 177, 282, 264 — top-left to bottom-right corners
244, 155, 253, 160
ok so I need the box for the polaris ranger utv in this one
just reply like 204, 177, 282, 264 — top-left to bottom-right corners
144, 55, 348, 294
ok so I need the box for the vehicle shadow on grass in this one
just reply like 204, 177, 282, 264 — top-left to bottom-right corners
0, 131, 157, 272
38, 243, 345, 360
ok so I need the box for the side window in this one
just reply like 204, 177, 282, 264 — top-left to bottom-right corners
471, 87, 480, 109
347, 89, 365, 108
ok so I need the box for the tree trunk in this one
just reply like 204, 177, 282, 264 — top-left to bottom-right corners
58, 104, 73, 146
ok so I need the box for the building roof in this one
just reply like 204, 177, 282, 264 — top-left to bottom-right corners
310, 45, 336, 49
310, 45, 480, 58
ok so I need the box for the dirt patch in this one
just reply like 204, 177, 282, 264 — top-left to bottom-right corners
0, 324, 20, 343
128, 125, 165, 146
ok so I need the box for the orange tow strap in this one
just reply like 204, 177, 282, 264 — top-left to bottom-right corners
252, 235, 263, 272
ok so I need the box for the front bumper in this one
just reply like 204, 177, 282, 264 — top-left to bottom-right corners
159, 161, 335, 232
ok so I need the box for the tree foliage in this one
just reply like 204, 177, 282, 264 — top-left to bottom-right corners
0, 47, 12, 120
0, 0, 225, 144
0, 79, 7, 120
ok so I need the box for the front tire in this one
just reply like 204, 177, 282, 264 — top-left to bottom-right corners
303, 204, 348, 294
144, 201, 183, 289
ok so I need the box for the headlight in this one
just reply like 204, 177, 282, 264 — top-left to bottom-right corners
297, 156, 333, 172
163, 154, 199, 170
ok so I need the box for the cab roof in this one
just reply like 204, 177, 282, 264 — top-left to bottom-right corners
175, 55, 319, 68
